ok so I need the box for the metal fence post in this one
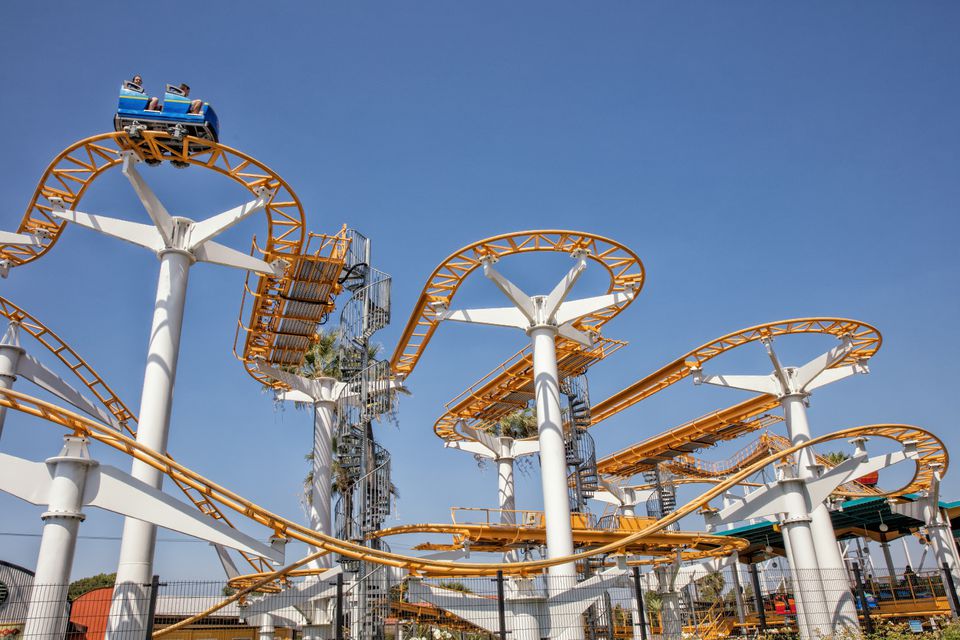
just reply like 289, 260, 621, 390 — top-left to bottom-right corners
943, 562, 960, 618
851, 562, 874, 634
495, 570, 507, 640
143, 575, 162, 640
336, 572, 345, 640
748, 563, 767, 633
631, 566, 648, 640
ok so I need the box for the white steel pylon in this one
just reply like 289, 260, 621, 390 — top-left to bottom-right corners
258, 364, 351, 569
446, 421, 540, 562
259, 362, 405, 550
2, 435, 282, 638
593, 480, 654, 518
445, 421, 540, 524
51, 151, 282, 639
693, 334, 869, 636
258, 363, 404, 639
891, 462, 960, 615
438, 251, 637, 593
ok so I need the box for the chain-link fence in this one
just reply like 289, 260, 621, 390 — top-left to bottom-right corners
0, 565, 957, 639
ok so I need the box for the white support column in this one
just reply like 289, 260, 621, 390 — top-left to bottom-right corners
0, 321, 24, 441
695, 334, 867, 633
879, 540, 897, 582
49, 153, 281, 640
446, 428, 538, 565
258, 614, 276, 640
498, 455, 516, 521
782, 395, 860, 630
920, 465, 960, 592
311, 394, 337, 569
729, 553, 747, 626
777, 467, 830, 640
439, 253, 637, 601
110, 250, 191, 634
530, 324, 578, 587
654, 564, 682, 640
594, 482, 653, 520
23, 436, 95, 639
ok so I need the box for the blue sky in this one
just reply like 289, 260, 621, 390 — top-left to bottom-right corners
0, 2, 958, 580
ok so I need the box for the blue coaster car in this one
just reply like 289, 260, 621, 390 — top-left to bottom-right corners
114, 81, 219, 143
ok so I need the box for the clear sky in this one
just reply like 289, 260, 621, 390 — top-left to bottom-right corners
0, 2, 958, 581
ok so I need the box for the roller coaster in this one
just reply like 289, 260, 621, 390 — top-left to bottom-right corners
0, 91, 954, 640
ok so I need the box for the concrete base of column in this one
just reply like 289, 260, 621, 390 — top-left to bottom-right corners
303, 624, 334, 640
660, 592, 682, 640
810, 506, 860, 631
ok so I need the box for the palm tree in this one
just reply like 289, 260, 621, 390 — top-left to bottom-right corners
290, 326, 389, 516
823, 451, 850, 466
488, 407, 538, 439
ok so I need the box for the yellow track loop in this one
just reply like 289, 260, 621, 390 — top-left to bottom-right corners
0, 296, 274, 575
0, 387, 942, 579
390, 231, 645, 377
0, 131, 304, 266
591, 318, 882, 425
0, 130, 313, 386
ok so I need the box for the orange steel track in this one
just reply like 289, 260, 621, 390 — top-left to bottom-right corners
389, 230, 645, 377
590, 317, 881, 425
0, 296, 273, 575
665, 432, 882, 494
370, 520, 749, 559
0, 387, 942, 581
435, 337, 626, 441
597, 396, 784, 478
0, 130, 349, 386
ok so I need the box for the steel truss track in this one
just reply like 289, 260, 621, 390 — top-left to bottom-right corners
0, 130, 348, 385
0, 387, 942, 580
0, 296, 274, 575
390, 230, 645, 376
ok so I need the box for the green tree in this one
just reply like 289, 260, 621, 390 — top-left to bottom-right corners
823, 451, 850, 466
287, 327, 389, 512
645, 590, 662, 613
488, 407, 538, 439
436, 580, 473, 593
68, 573, 116, 600
696, 571, 726, 602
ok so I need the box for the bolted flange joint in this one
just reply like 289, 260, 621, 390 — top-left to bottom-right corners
41, 509, 87, 523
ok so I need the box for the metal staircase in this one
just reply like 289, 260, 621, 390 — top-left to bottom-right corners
562, 375, 599, 513
330, 230, 396, 639
643, 465, 678, 525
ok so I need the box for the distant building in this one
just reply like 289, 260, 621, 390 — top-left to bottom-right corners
70, 587, 294, 639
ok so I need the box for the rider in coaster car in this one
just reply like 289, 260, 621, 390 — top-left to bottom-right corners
125, 74, 163, 112
173, 83, 204, 115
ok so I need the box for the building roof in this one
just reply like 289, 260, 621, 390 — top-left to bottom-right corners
719, 496, 927, 563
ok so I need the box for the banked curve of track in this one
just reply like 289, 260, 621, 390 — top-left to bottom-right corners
591, 317, 881, 424
389, 230, 645, 377
0, 387, 942, 579
0, 296, 274, 575
0, 130, 334, 386
0, 130, 305, 267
